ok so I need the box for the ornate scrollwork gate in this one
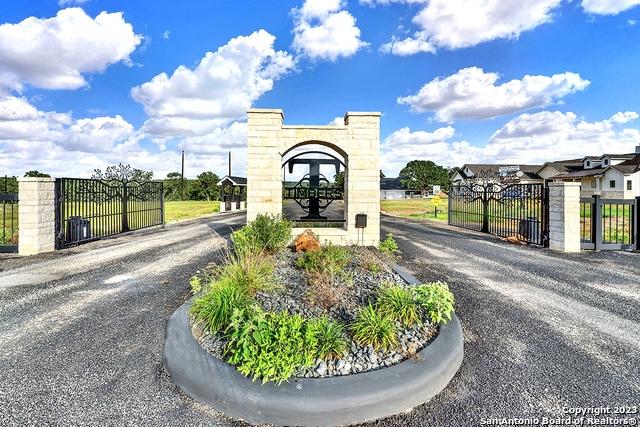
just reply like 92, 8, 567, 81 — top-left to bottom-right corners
448, 172, 548, 246
55, 177, 164, 248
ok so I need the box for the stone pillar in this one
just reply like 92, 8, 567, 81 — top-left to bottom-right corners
246, 109, 285, 222
345, 112, 381, 246
18, 177, 56, 256
548, 182, 581, 252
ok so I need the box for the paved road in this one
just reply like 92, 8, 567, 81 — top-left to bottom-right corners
1, 213, 638, 426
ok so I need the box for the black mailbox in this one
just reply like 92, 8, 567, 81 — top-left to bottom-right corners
355, 214, 367, 228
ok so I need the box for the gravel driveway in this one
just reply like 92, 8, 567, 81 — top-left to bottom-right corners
0, 213, 246, 427
373, 216, 639, 426
1, 213, 638, 426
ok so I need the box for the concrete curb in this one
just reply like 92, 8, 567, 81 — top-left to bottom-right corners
164, 268, 463, 426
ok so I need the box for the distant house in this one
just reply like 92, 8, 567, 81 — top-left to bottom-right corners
451, 164, 543, 186
380, 177, 422, 199
540, 149, 640, 199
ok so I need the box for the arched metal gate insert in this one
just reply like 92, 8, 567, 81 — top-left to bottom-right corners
282, 150, 345, 223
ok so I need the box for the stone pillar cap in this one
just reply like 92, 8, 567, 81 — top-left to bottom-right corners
17, 177, 55, 182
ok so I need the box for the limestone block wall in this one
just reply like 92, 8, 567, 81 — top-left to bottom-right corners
247, 109, 381, 246
548, 182, 581, 252
18, 177, 56, 256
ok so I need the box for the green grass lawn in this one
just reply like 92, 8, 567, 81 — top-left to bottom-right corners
164, 200, 220, 222
380, 198, 448, 221
1, 203, 18, 245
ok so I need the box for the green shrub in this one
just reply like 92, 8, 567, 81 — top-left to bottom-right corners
367, 261, 382, 273
379, 233, 399, 255
217, 252, 277, 295
351, 304, 398, 351
415, 282, 455, 324
189, 275, 204, 294
378, 285, 420, 326
225, 307, 319, 384
191, 281, 251, 334
296, 244, 351, 275
231, 214, 293, 255
306, 316, 348, 360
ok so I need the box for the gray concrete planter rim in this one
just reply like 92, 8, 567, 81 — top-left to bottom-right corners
163, 266, 463, 426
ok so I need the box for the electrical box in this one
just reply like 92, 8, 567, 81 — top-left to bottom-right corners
66, 216, 91, 243
355, 214, 367, 228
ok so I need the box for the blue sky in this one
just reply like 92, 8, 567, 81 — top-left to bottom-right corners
0, 0, 639, 178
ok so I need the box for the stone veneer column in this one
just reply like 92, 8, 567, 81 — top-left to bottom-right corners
344, 112, 381, 246
18, 177, 56, 256
246, 109, 286, 222
548, 182, 581, 252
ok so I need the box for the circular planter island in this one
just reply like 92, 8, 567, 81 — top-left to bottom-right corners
164, 262, 463, 426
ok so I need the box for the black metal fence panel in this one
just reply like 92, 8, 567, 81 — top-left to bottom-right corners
580, 195, 637, 251
0, 176, 18, 253
55, 178, 164, 248
448, 183, 547, 245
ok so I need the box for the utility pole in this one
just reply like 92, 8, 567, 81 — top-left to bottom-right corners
181, 150, 185, 200
228, 151, 231, 176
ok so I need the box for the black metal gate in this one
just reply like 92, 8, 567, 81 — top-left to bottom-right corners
55, 178, 164, 248
580, 195, 638, 250
448, 182, 548, 245
1, 176, 18, 253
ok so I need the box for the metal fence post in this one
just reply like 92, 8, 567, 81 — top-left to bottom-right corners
635, 196, 640, 251
447, 190, 451, 225
592, 194, 602, 251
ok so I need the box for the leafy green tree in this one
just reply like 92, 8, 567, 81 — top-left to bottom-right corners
399, 160, 451, 195
333, 171, 345, 189
163, 172, 184, 201
194, 171, 220, 201
24, 170, 51, 178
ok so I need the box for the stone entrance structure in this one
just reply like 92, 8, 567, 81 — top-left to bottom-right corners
246, 109, 381, 246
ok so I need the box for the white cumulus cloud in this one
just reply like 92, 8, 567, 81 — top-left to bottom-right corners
379, 0, 562, 55
582, 0, 640, 14
397, 67, 590, 122
381, 111, 640, 175
0, 8, 140, 91
292, 0, 368, 61
131, 29, 294, 138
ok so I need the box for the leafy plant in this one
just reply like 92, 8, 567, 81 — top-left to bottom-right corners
415, 282, 455, 324
191, 281, 251, 334
306, 316, 348, 360
189, 275, 204, 294
216, 251, 278, 295
379, 233, 399, 255
351, 304, 398, 351
367, 261, 383, 273
296, 244, 351, 275
378, 284, 420, 326
231, 214, 293, 255
225, 307, 319, 384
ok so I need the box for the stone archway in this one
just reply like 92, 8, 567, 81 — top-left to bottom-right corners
246, 108, 380, 246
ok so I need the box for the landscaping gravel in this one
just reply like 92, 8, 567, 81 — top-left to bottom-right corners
192, 247, 438, 378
